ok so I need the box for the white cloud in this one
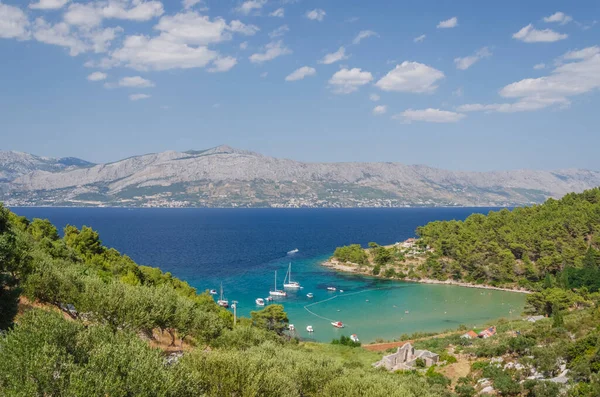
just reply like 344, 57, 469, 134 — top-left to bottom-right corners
182, 0, 202, 10
352, 30, 377, 44
269, 24, 289, 38
319, 47, 348, 64
328, 68, 373, 94
64, 1, 164, 29
249, 40, 291, 63
29, 0, 69, 10
112, 35, 218, 70
119, 76, 154, 87
239, 41, 248, 50
375, 61, 445, 93
454, 47, 492, 70
437, 17, 458, 29
369, 93, 380, 101
236, 0, 266, 15
87, 26, 122, 53
533, 63, 546, 70
129, 93, 150, 101
155, 12, 258, 45
306, 9, 325, 22
543, 12, 573, 25
414, 34, 426, 43
372, 105, 387, 115
458, 46, 600, 113
285, 66, 316, 81
87, 71, 107, 81
512, 24, 567, 43
32, 18, 88, 56
208, 56, 237, 72
269, 7, 284, 17
0, 3, 30, 40
394, 108, 465, 123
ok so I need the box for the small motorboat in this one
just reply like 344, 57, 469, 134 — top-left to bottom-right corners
327, 287, 336, 291
266, 296, 274, 302
331, 321, 344, 328
306, 293, 314, 298
306, 325, 314, 332
289, 324, 295, 331
255, 298, 265, 306
209, 289, 217, 295
340, 290, 344, 293
287, 248, 299, 255
350, 334, 359, 343
405, 310, 409, 314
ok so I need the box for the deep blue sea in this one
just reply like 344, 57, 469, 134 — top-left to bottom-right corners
11, 207, 526, 342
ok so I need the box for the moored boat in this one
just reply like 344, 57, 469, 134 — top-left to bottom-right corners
269, 270, 287, 297
289, 324, 295, 331
306, 325, 314, 332
283, 262, 302, 289
331, 321, 344, 328
216, 283, 229, 308
306, 293, 313, 298
350, 334, 359, 343
255, 298, 265, 306
209, 289, 217, 295
287, 248, 299, 255
327, 287, 336, 291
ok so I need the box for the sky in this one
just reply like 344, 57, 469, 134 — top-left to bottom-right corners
1, 0, 599, 171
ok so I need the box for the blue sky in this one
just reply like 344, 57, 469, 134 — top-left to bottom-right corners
1, 0, 599, 171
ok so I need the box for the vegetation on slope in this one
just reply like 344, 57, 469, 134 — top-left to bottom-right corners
0, 204, 444, 396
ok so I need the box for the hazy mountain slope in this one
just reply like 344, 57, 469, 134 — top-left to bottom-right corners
3, 145, 600, 207
0, 151, 94, 183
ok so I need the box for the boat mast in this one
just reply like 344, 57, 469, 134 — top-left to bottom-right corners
288, 262, 292, 283
274, 270, 277, 291
220, 282, 224, 301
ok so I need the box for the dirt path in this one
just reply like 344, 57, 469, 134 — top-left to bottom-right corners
363, 330, 460, 352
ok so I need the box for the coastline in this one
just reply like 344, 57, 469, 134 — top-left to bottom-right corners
322, 260, 532, 294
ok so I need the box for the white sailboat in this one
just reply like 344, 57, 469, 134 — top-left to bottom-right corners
217, 282, 229, 308
269, 270, 287, 297
255, 298, 265, 306
283, 262, 301, 289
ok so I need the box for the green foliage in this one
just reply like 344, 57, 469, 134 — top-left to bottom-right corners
331, 335, 361, 348
250, 304, 289, 335
333, 244, 369, 266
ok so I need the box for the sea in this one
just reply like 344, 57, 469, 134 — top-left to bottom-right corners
10, 207, 526, 343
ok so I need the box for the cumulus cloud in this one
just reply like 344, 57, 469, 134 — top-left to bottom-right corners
182, 0, 202, 10
153, 12, 258, 46
394, 108, 465, 123
111, 35, 218, 70
369, 93, 380, 101
285, 66, 316, 81
129, 93, 150, 101
236, 0, 266, 15
533, 63, 546, 70
437, 17, 457, 29
372, 105, 387, 115
454, 47, 492, 70
269, 24, 289, 38
87, 71, 107, 81
352, 30, 377, 45
458, 46, 600, 113
269, 7, 284, 17
239, 41, 248, 50
118, 76, 154, 87
543, 12, 573, 25
32, 18, 89, 56
375, 61, 444, 93
328, 68, 373, 94
306, 9, 325, 22
64, 1, 164, 29
249, 40, 291, 63
208, 56, 237, 72
414, 34, 426, 43
319, 47, 348, 64
0, 3, 30, 39
513, 24, 567, 43
29, 0, 70, 10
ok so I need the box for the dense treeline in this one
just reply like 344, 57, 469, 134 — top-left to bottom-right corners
0, 204, 443, 396
417, 188, 600, 289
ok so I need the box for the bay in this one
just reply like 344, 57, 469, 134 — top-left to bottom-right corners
11, 207, 526, 343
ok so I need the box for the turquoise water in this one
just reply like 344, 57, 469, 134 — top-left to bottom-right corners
11, 207, 526, 343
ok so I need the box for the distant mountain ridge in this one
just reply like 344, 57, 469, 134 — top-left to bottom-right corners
1, 146, 599, 208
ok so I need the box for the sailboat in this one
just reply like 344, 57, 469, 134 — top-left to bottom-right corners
269, 270, 287, 297
283, 262, 301, 289
217, 282, 229, 308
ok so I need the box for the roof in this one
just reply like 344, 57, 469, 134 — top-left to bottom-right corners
462, 330, 479, 338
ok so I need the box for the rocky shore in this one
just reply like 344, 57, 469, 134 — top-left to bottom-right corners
322, 259, 532, 294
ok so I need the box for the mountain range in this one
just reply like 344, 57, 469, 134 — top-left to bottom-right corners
2, 145, 599, 208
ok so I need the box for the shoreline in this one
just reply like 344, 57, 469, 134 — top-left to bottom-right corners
322, 260, 532, 294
